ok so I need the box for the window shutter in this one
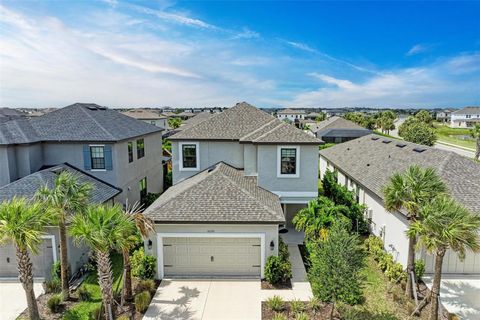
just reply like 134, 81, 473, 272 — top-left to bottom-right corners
104, 145, 113, 170
83, 145, 91, 170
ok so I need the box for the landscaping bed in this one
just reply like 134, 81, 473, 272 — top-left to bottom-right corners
261, 278, 292, 290
261, 299, 338, 320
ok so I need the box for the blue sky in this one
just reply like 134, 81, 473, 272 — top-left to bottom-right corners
0, 1, 479, 108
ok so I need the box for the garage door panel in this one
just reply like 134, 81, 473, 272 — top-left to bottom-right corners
424, 249, 480, 274
163, 236, 261, 278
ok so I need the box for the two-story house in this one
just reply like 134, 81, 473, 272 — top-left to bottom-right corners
122, 108, 168, 129
0, 103, 164, 278
450, 106, 480, 128
276, 108, 306, 124
144, 102, 322, 279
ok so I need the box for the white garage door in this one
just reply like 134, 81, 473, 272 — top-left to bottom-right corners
424, 250, 480, 274
163, 237, 261, 278
0, 239, 55, 278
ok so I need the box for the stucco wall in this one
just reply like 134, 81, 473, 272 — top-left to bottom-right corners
147, 224, 279, 279
243, 144, 257, 176
0, 147, 11, 186
172, 141, 244, 184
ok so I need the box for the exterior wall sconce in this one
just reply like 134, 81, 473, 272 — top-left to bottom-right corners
270, 240, 275, 251
148, 239, 153, 250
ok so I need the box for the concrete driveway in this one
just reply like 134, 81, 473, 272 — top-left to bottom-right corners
0, 280, 44, 320
423, 275, 480, 320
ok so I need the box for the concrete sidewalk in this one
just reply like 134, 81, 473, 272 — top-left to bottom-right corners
0, 281, 44, 320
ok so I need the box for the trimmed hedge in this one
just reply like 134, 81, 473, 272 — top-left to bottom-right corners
131, 248, 157, 280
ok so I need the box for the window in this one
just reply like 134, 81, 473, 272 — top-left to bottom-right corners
90, 146, 105, 170
137, 139, 145, 159
278, 147, 299, 177
139, 177, 147, 203
128, 142, 133, 163
182, 144, 197, 168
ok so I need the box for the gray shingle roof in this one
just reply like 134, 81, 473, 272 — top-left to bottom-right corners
0, 103, 163, 145
144, 162, 285, 223
0, 108, 26, 119
121, 109, 166, 120
320, 134, 480, 214
452, 106, 480, 115
311, 116, 365, 133
0, 163, 120, 203
178, 112, 214, 131
170, 102, 321, 145
277, 108, 306, 115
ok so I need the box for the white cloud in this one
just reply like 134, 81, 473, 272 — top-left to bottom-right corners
232, 27, 260, 39
284, 40, 317, 53
407, 43, 431, 56
132, 5, 216, 29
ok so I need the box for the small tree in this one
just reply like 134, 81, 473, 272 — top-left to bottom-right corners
168, 117, 182, 129
315, 112, 326, 122
308, 222, 365, 319
409, 196, 480, 320
402, 122, 437, 146
415, 110, 433, 125
470, 123, 480, 160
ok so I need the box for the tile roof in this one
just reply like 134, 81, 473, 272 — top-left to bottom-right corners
452, 106, 480, 115
121, 109, 166, 120
0, 103, 163, 145
320, 134, 480, 214
170, 102, 321, 144
0, 163, 120, 203
144, 162, 285, 223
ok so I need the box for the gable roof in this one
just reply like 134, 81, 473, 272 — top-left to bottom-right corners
144, 162, 285, 223
452, 106, 480, 115
0, 103, 163, 145
277, 108, 306, 115
170, 102, 321, 145
320, 134, 480, 214
311, 116, 365, 133
0, 163, 120, 203
178, 112, 214, 131
121, 109, 166, 120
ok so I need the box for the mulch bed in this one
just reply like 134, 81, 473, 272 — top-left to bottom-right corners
261, 279, 292, 290
261, 301, 340, 320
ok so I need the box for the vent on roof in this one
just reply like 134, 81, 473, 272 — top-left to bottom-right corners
396, 143, 407, 148
86, 105, 107, 111
413, 147, 427, 153
371, 137, 379, 141
382, 140, 392, 144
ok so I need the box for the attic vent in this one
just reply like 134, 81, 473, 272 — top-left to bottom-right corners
396, 143, 406, 148
347, 147, 350, 151
97, 106, 107, 110
413, 147, 427, 153
371, 137, 380, 141
382, 140, 392, 144
87, 106, 97, 110
366, 163, 370, 167
86, 105, 107, 110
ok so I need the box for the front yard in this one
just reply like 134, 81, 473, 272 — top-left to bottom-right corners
433, 122, 476, 150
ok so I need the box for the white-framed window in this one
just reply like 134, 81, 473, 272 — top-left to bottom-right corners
179, 141, 199, 171
90, 145, 105, 170
277, 145, 300, 178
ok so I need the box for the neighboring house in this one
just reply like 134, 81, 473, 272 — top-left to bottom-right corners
310, 116, 371, 143
121, 109, 168, 128
305, 112, 321, 120
178, 111, 214, 131
0, 107, 27, 121
162, 111, 196, 121
450, 106, 480, 128
436, 109, 454, 123
0, 103, 164, 206
319, 134, 480, 274
144, 102, 321, 279
276, 108, 306, 123
0, 164, 120, 278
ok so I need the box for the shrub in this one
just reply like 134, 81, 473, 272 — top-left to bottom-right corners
272, 314, 287, 320
47, 294, 62, 313
290, 299, 304, 314
117, 315, 130, 320
295, 313, 309, 320
77, 285, 92, 301
136, 279, 155, 293
266, 295, 285, 312
135, 291, 151, 313
386, 262, 407, 283
89, 304, 104, 320
364, 235, 383, 253
278, 237, 289, 261
45, 278, 61, 293
143, 192, 160, 207
378, 252, 394, 272
264, 255, 292, 284
415, 260, 425, 280
131, 248, 157, 279
51, 261, 61, 279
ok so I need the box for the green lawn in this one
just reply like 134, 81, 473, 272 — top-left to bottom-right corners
63, 253, 124, 320
433, 122, 476, 149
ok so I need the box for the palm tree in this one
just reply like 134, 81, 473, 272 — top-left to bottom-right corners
383, 165, 447, 298
0, 198, 52, 320
70, 204, 135, 320
470, 123, 480, 160
36, 171, 91, 299
408, 196, 480, 320
118, 203, 154, 308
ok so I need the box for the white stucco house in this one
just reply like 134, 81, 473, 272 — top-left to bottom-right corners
276, 108, 306, 122
144, 102, 322, 279
450, 106, 480, 128
319, 134, 480, 275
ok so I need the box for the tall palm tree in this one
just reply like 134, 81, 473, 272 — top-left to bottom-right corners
70, 204, 135, 320
470, 123, 480, 160
36, 171, 91, 299
408, 196, 480, 320
383, 165, 447, 298
0, 198, 52, 320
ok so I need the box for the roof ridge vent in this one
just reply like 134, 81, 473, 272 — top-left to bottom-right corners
396, 143, 407, 148
382, 140, 392, 144
371, 137, 379, 141
413, 147, 427, 153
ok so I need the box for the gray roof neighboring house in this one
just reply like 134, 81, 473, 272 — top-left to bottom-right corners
320, 134, 480, 214
178, 112, 214, 131
311, 116, 365, 133
144, 162, 285, 223
170, 102, 322, 145
121, 109, 167, 120
0, 108, 27, 119
0, 103, 163, 145
452, 106, 480, 115
0, 163, 121, 203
